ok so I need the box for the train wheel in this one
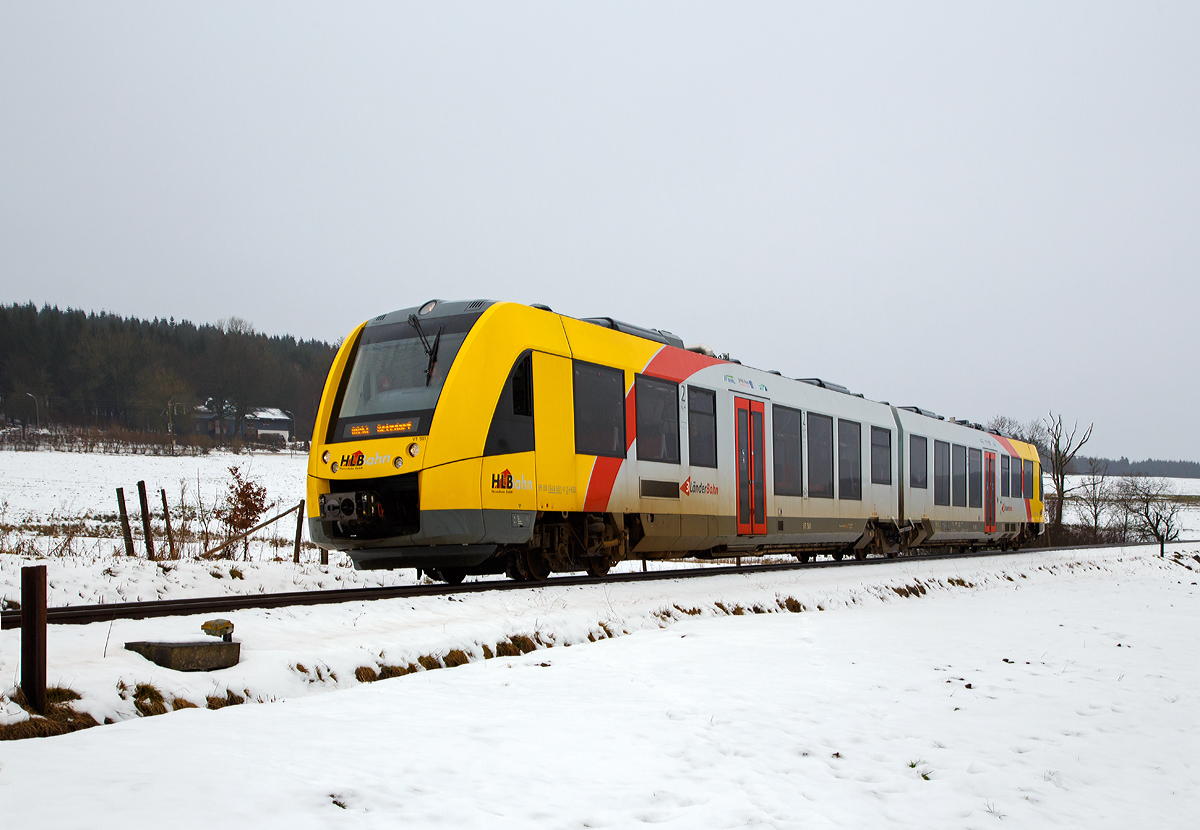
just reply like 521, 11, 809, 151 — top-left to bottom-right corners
854, 549, 867, 561
795, 552, 811, 564
523, 551, 551, 581
584, 558, 611, 578
831, 551, 844, 561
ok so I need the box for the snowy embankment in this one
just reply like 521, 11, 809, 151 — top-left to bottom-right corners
1, 544, 1197, 827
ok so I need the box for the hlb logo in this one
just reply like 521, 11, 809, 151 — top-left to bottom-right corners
492, 469, 533, 492
341, 451, 366, 468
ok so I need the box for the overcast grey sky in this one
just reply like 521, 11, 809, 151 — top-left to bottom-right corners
2, 2, 1197, 460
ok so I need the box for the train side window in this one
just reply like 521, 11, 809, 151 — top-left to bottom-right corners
952, 444, 967, 507
968, 447, 982, 508
1024, 459, 1035, 500
871, 426, 892, 485
1001, 454, 1010, 497
483, 351, 534, 456
838, 419, 862, 500
687, 387, 717, 468
773, 405, 803, 496
635, 375, 680, 464
573, 360, 626, 458
1011, 455, 1023, 498
910, 435, 928, 489
807, 413, 834, 499
1039, 464, 1044, 501
934, 440, 950, 505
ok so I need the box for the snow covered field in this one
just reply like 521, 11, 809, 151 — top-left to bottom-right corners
2, 544, 1199, 827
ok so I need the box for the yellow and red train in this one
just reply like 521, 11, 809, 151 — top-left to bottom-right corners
307, 300, 1044, 582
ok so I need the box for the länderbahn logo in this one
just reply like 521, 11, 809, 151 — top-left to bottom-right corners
491, 469, 533, 492
681, 477, 718, 496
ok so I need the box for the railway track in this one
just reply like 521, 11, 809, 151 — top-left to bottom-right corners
1, 540, 1189, 630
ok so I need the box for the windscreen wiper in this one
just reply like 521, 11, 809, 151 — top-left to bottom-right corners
407, 314, 445, 387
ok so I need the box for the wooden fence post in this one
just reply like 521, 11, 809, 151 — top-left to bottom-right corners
293, 499, 305, 564
21, 565, 47, 714
160, 488, 176, 559
137, 480, 155, 561
116, 488, 136, 557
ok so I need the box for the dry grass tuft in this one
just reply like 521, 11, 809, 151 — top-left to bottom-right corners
378, 664, 415, 679
751, 604, 766, 614
355, 666, 379, 683
418, 655, 441, 671
783, 597, 803, 613
482, 644, 495, 659
510, 635, 537, 654
673, 604, 703, 616
443, 649, 470, 668
133, 683, 167, 716
206, 689, 245, 710
497, 640, 522, 657
171, 697, 198, 711
0, 686, 99, 741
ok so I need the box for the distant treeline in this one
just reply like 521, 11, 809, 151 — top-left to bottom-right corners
0, 303, 337, 442
1067, 456, 1200, 479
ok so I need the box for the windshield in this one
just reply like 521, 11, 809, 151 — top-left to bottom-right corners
332, 313, 480, 442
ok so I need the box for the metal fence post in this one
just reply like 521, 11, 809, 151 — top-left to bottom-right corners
117, 488, 136, 557
137, 480, 155, 560
161, 488, 176, 559
293, 499, 305, 564
21, 565, 47, 714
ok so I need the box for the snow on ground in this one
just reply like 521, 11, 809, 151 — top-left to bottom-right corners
2, 544, 1199, 827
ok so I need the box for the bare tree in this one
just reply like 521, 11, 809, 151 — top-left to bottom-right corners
1074, 457, 1110, 544
1043, 411, 1093, 543
1115, 475, 1185, 556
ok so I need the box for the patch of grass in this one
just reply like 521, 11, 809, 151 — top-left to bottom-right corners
229, 566, 244, 580
673, 604, 703, 616
1, 686, 99, 741
171, 697, 198, 711
133, 683, 167, 716
751, 604, 766, 614
378, 664, 415, 679
417, 655, 441, 671
783, 597, 803, 613
443, 649, 469, 668
294, 663, 308, 674
510, 635, 537, 654
206, 689, 245, 710
715, 602, 729, 614
482, 644, 495, 659
355, 666, 378, 683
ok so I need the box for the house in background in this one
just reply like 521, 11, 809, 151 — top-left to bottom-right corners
195, 403, 293, 441
243, 408, 293, 441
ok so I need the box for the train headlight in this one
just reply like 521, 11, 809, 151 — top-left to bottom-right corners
418, 300, 437, 315
394, 457, 404, 468
331, 462, 339, 473
408, 442, 420, 457
322, 450, 330, 464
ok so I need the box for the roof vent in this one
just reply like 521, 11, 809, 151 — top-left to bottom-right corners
798, 378, 852, 395
530, 303, 553, 312
466, 300, 488, 311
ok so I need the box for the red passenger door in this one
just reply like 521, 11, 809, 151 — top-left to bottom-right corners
735, 397, 767, 536
984, 451, 996, 533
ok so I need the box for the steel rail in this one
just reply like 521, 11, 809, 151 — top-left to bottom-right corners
2, 540, 1194, 630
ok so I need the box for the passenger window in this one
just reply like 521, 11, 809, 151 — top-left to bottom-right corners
773, 405, 803, 496
952, 444, 967, 507
909, 435, 928, 489
871, 426, 891, 485
1011, 455, 1023, 498
968, 447, 982, 508
1024, 459, 1035, 501
635, 375, 680, 464
934, 440, 950, 505
1001, 455, 1010, 497
838, 419, 862, 500
484, 351, 534, 456
573, 361, 626, 458
807, 413, 834, 499
1039, 464, 1044, 501
687, 387, 717, 468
